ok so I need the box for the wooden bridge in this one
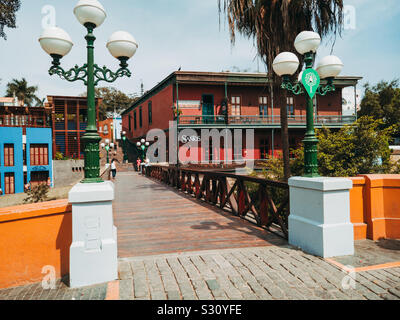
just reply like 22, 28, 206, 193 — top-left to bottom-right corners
113, 169, 288, 258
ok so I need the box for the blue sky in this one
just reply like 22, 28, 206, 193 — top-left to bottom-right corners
0, 0, 399, 100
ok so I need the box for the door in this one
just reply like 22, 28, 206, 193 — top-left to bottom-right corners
202, 94, 214, 124
4, 173, 15, 194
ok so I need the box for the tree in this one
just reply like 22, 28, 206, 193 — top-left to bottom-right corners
218, 0, 344, 181
292, 116, 397, 177
0, 0, 21, 40
5, 78, 40, 106
81, 87, 138, 120
257, 117, 398, 180
358, 80, 400, 139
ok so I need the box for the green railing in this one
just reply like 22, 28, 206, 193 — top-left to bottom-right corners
178, 114, 356, 126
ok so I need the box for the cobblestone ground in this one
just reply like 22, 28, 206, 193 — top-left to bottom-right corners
1, 246, 399, 300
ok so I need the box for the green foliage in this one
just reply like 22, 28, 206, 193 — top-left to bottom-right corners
293, 116, 396, 177
5, 78, 40, 106
358, 80, 400, 138
0, 0, 21, 40
254, 116, 397, 180
55, 152, 64, 160
24, 184, 49, 204
94, 87, 139, 120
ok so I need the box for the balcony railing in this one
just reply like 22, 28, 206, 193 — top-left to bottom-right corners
0, 115, 50, 128
178, 115, 357, 126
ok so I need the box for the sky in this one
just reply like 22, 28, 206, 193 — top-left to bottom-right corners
0, 0, 399, 100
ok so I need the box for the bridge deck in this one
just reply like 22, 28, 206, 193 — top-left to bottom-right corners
113, 172, 286, 258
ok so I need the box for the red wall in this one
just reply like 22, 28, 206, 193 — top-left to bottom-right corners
122, 85, 174, 140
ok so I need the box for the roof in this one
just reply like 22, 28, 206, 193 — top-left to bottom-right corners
0, 97, 16, 103
122, 70, 363, 116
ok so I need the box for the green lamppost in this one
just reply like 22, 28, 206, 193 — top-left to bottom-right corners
272, 31, 343, 177
39, 0, 138, 183
121, 131, 128, 163
136, 139, 149, 161
100, 139, 114, 164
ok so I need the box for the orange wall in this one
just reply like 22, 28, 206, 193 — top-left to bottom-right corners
349, 177, 368, 240
0, 200, 72, 289
349, 175, 400, 241
98, 118, 114, 140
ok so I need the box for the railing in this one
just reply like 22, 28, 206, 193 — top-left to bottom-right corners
0, 115, 50, 128
178, 114, 356, 126
145, 165, 290, 238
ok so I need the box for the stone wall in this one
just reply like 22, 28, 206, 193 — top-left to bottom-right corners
53, 160, 84, 187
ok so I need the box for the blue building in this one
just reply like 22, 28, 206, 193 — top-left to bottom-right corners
0, 103, 53, 196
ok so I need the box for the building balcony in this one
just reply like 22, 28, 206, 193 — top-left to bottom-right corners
0, 115, 51, 128
178, 114, 357, 128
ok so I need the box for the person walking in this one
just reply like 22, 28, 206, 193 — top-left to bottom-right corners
136, 158, 141, 172
110, 158, 120, 180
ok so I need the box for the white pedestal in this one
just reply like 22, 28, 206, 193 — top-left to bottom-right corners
68, 181, 118, 288
288, 177, 354, 258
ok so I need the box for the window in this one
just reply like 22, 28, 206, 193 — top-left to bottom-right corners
287, 97, 294, 117
259, 96, 268, 117
260, 138, 269, 160
139, 107, 143, 128
134, 111, 137, 130
30, 171, 49, 187
148, 102, 152, 125
4, 144, 14, 167
128, 115, 131, 131
30, 144, 49, 166
231, 96, 241, 116
4, 173, 15, 194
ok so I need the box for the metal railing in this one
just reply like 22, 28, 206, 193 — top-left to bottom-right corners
178, 114, 356, 126
145, 165, 290, 239
0, 115, 50, 128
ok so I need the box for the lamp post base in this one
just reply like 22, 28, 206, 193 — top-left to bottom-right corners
288, 177, 354, 258
68, 181, 118, 288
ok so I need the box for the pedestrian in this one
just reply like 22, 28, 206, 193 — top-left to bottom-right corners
110, 158, 120, 180
136, 158, 141, 172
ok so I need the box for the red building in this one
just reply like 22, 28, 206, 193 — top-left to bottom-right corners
121, 71, 361, 164
47, 96, 101, 159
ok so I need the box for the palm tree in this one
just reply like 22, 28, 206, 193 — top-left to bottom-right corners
6, 78, 39, 106
218, 0, 344, 181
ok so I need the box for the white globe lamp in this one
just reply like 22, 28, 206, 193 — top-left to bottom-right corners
272, 52, 300, 77
294, 31, 321, 55
316, 55, 344, 79
73, 0, 107, 28
107, 31, 138, 61
39, 27, 74, 58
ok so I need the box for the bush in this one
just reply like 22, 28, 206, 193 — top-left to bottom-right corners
24, 184, 49, 204
55, 152, 64, 160
254, 116, 397, 181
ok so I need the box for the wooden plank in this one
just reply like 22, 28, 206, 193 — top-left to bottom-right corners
113, 172, 286, 258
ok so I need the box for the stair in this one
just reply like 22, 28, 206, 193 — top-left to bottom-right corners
99, 139, 135, 172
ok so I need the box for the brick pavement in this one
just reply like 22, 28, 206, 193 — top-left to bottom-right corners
1, 245, 399, 300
